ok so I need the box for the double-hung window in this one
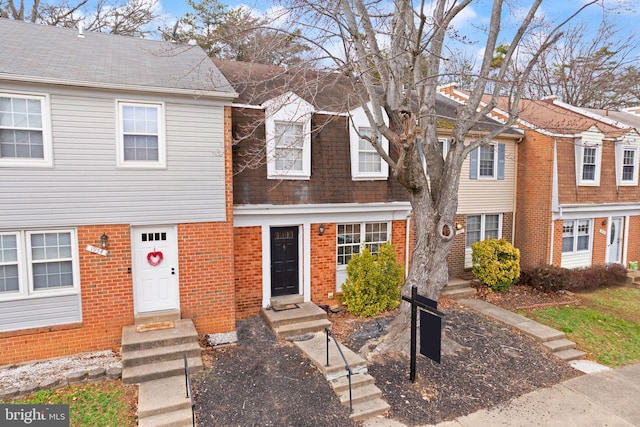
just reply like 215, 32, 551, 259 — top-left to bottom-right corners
576, 135, 602, 186
469, 143, 505, 180
117, 101, 165, 168
274, 122, 304, 173
582, 146, 597, 181
618, 146, 639, 185
0, 230, 79, 299
357, 128, 383, 174
0, 93, 51, 167
465, 214, 501, 267
349, 106, 389, 180
562, 220, 591, 253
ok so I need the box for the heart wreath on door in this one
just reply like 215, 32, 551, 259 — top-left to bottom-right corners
147, 251, 164, 266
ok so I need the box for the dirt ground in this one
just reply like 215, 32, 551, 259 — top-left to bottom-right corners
194, 286, 580, 426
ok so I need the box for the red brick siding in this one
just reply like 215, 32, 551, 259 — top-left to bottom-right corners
311, 223, 337, 305
234, 226, 263, 319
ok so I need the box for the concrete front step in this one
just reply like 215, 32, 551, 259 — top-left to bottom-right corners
442, 287, 476, 300
138, 375, 193, 418
543, 338, 576, 353
122, 356, 203, 385
134, 310, 181, 325
123, 342, 201, 368
331, 373, 375, 393
138, 407, 194, 427
274, 319, 333, 338
445, 278, 472, 290
338, 383, 382, 406
554, 348, 587, 361
270, 294, 304, 307
122, 319, 199, 352
350, 398, 391, 421
294, 332, 368, 381
260, 302, 328, 329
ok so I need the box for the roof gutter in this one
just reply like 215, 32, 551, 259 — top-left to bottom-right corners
0, 73, 238, 100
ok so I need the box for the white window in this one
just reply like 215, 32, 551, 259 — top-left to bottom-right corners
117, 101, 165, 168
562, 219, 591, 253
274, 122, 304, 173
337, 222, 390, 266
349, 105, 389, 180
0, 230, 79, 299
0, 93, 52, 167
576, 137, 602, 186
465, 214, 502, 267
336, 221, 390, 291
418, 138, 450, 177
469, 143, 505, 180
619, 146, 639, 185
265, 93, 313, 179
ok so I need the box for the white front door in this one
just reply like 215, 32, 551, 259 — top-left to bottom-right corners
132, 226, 179, 314
607, 217, 623, 264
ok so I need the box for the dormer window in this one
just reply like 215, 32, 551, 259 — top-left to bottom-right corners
575, 128, 603, 186
349, 105, 389, 180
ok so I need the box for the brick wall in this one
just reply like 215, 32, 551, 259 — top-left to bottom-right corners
234, 226, 263, 319
311, 223, 337, 305
0, 224, 133, 366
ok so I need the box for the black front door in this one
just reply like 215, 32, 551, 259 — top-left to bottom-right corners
270, 226, 299, 297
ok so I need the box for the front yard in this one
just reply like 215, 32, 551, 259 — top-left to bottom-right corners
516, 286, 640, 367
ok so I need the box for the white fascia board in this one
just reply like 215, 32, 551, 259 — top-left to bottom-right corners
553, 202, 640, 220
233, 202, 412, 227
439, 87, 572, 138
0, 74, 237, 100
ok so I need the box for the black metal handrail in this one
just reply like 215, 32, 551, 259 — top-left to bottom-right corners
183, 355, 196, 427
325, 327, 353, 413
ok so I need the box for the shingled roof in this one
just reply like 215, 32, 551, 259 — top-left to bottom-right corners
0, 18, 235, 97
215, 59, 521, 137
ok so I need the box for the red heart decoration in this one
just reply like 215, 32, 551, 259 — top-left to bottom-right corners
147, 251, 163, 266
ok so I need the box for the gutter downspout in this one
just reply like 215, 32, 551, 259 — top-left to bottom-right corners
405, 213, 411, 278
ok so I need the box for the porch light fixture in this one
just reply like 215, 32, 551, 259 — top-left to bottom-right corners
602, 219, 607, 226
319, 224, 325, 236
100, 232, 109, 249
455, 222, 463, 230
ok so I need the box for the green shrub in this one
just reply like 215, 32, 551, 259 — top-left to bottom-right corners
471, 238, 520, 292
340, 242, 404, 317
520, 263, 629, 293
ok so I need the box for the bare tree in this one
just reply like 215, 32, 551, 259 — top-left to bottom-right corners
524, 22, 639, 108
278, 0, 599, 355
0, 0, 159, 37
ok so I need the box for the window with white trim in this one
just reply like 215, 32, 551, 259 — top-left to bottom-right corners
349, 106, 389, 180
418, 138, 450, 177
465, 214, 500, 249
621, 147, 639, 185
576, 137, 602, 186
357, 128, 382, 173
0, 93, 51, 167
117, 101, 165, 168
0, 230, 79, 299
337, 222, 389, 266
274, 122, 304, 173
469, 143, 505, 180
562, 219, 591, 253
479, 145, 496, 177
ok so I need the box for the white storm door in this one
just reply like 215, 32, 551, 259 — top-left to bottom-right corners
607, 217, 623, 264
132, 226, 179, 313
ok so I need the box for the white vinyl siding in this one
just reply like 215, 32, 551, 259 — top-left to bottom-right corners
0, 294, 82, 332
0, 85, 228, 227
458, 140, 515, 214
0, 92, 52, 167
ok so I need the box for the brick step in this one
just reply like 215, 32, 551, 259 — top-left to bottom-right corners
122, 342, 201, 368
122, 319, 198, 352
543, 338, 576, 353
122, 356, 202, 385
273, 319, 333, 338
138, 407, 193, 427
338, 383, 382, 406
137, 376, 193, 418
554, 348, 587, 361
331, 373, 376, 393
350, 398, 390, 422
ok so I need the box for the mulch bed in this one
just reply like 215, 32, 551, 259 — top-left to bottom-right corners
194, 287, 580, 426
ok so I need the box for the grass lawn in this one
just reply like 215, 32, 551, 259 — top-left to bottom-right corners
519, 286, 640, 367
3, 381, 137, 427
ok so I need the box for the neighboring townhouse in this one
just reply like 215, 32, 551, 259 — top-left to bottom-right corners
216, 61, 521, 319
0, 20, 237, 365
441, 85, 640, 271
